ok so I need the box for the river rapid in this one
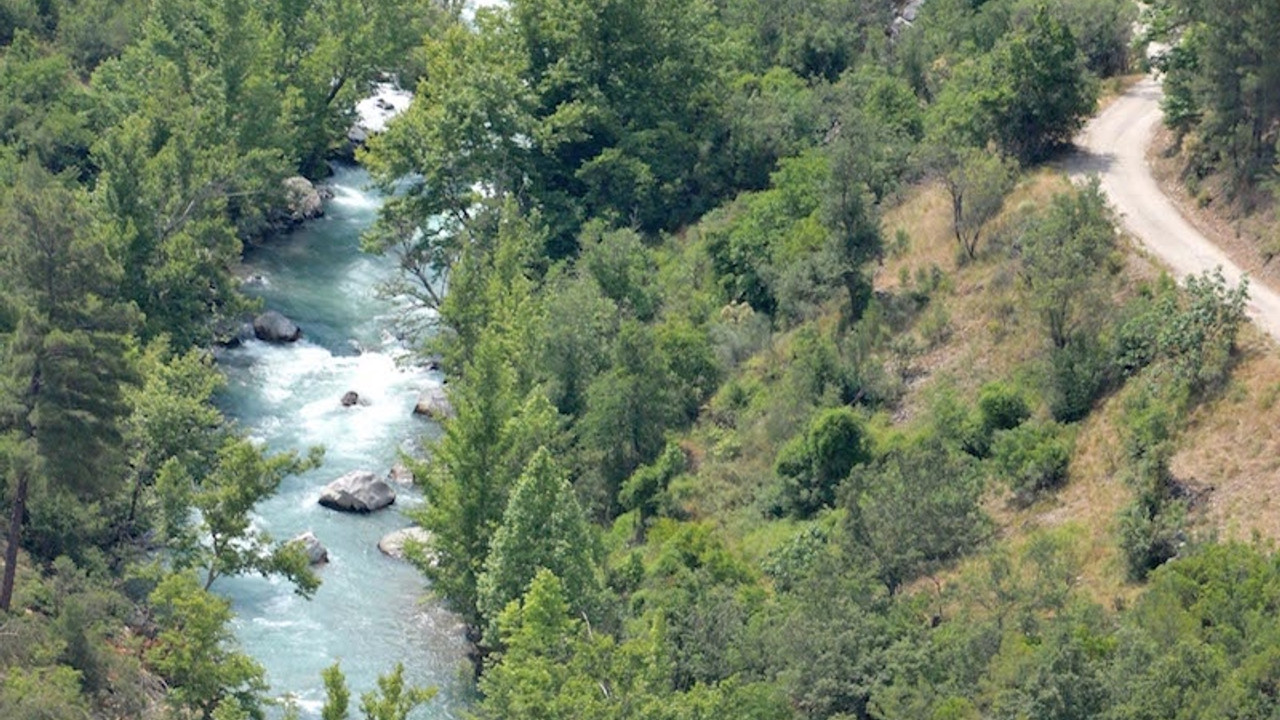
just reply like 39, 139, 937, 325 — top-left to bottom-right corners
215, 164, 468, 718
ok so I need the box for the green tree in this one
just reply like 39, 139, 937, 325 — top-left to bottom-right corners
147, 572, 268, 719
1018, 181, 1116, 349
775, 407, 870, 517
156, 439, 324, 595
579, 320, 682, 515
846, 435, 989, 592
0, 163, 139, 613
409, 336, 559, 625
933, 145, 1017, 259
477, 448, 602, 637
318, 661, 436, 720
1149, 0, 1280, 191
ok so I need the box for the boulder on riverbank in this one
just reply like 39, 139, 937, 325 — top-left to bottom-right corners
283, 176, 326, 223
378, 527, 433, 563
288, 531, 329, 565
253, 311, 302, 343
413, 386, 453, 420
318, 470, 396, 513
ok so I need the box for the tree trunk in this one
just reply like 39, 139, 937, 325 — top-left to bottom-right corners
0, 470, 30, 613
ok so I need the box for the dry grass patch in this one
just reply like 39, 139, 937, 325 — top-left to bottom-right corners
1173, 326, 1280, 542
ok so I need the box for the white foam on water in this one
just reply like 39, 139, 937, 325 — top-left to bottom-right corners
354, 83, 413, 134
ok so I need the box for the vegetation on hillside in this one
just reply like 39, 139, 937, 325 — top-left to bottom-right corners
2, 0, 1279, 718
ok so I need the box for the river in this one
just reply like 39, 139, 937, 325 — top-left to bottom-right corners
215, 164, 469, 718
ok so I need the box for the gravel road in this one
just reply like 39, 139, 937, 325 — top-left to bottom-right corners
1066, 75, 1280, 342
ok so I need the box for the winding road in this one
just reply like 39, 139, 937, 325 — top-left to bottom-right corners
1067, 75, 1280, 342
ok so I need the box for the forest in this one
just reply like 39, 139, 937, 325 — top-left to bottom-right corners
3, 0, 1280, 718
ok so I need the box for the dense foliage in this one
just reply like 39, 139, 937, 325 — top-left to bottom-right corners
2, 0, 1275, 719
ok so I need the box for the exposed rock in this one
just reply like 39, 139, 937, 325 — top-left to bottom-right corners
288, 531, 329, 565
378, 527, 433, 562
386, 463, 415, 486
283, 176, 325, 223
413, 385, 453, 420
253, 310, 302, 343
341, 391, 360, 407
318, 470, 396, 513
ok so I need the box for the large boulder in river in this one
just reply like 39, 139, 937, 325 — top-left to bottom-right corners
253, 311, 302, 342
341, 391, 360, 407
318, 470, 396, 513
378, 527, 433, 563
283, 176, 325, 222
413, 386, 453, 420
288, 531, 329, 565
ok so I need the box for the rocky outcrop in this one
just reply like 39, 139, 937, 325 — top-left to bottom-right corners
386, 463, 415, 486
283, 176, 325, 223
378, 527, 433, 562
253, 311, 302, 343
318, 470, 396, 513
413, 386, 453, 420
288, 531, 329, 565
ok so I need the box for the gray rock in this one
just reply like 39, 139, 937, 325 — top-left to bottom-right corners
387, 463, 415, 486
413, 386, 453, 420
318, 470, 396, 513
341, 391, 360, 407
378, 527, 433, 562
283, 176, 324, 222
253, 311, 302, 343
288, 531, 329, 565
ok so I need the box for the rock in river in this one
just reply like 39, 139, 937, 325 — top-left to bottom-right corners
253, 310, 302, 343
378, 527, 433, 562
283, 175, 325, 222
341, 390, 360, 407
288, 531, 329, 565
318, 470, 396, 513
413, 385, 453, 420
386, 463, 415, 486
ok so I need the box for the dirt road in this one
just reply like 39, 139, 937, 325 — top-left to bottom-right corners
1067, 75, 1280, 342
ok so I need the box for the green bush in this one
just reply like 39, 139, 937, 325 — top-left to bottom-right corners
774, 407, 870, 517
1047, 337, 1112, 423
991, 421, 1073, 503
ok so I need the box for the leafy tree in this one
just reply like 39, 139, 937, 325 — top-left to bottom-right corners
933, 145, 1017, 259
409, 336, 559, 625
156, 439, 323, 595
846, 435, 989, 592
774, 407, 870, 517
0, 31, 93, 175
927, 7, 1097, 164
986, 7, 1097, 163
362, 20, 532, 317
0, 163, 139, 613
620, 442, 688, 536
357, 664, 436, 720
477, 568, 672, 720
477, 447, 603, 639
121, 341, 227, 536
1018, 181, 1116, 349
320, 663, 351, 720
147, 572, 268, 719
579, 320, 682, 515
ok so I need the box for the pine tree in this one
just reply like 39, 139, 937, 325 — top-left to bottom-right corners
0, 162, 139, 612
477, 447, 602, 639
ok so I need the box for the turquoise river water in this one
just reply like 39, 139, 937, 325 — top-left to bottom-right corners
215, 164, 468, 718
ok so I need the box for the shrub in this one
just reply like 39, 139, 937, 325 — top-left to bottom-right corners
991, 421, 1073, 503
